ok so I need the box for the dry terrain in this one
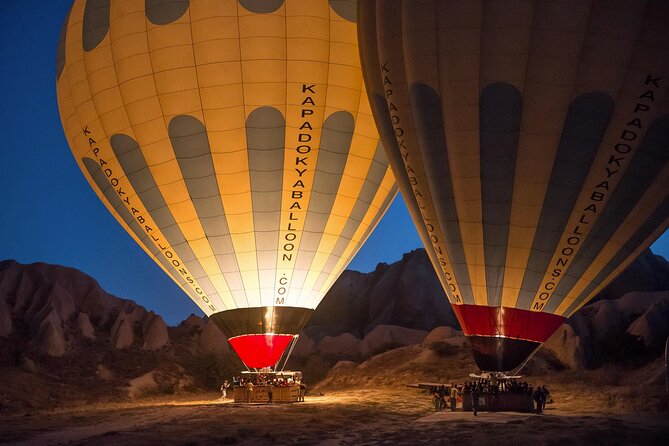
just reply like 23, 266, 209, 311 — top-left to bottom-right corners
0, 385, 667, 446
1, 354, 667, 446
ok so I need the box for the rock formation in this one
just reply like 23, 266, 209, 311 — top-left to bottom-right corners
0, 246, 666, 413
142, 312, 169, 350
422, 326, 461, 344
77, 312, 95, 340
0, 260, 171, 356
305, 249, 457, 341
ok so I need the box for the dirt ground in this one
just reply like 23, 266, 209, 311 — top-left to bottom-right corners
0, 386, 667, 446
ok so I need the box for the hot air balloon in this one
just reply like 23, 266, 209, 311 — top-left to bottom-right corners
358, 0, 669, 372
56, 0, 397, 370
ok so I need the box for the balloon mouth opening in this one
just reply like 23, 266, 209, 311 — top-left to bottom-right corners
467, 336, 541, 372
228, 334, 296, 369
451, 305, 567, 372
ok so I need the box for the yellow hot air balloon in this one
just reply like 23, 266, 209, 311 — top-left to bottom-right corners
56, 0, 397, 369
358, 0, 669, 372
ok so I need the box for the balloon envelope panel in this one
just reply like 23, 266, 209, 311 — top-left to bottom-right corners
358, 0, 669, 371
57, 0, 397, 368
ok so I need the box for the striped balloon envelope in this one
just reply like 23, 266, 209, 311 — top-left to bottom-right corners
358, 0, 669, 372
56, 0, 397, 369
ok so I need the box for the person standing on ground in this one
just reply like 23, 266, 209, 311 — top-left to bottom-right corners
533, 386, 543, 414
433, 388, 441, 412
245, 380, 254, 403
439, 385, 448, 411
450, 385, 458, 411
220, 380, 230, 401
298, 382, 306, 402
541, 385, 550, 412
268, 384, 273, 404
471, 387, 480, 416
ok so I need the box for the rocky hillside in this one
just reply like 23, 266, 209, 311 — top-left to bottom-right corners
303, 249, 459, 341
297, 248, 669, 369
0, 260, 169, 357
0, 248, 667, 412
0, 260, 244, 412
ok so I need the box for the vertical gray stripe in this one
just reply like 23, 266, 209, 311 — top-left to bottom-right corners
550, 114, 669, 308
295, 111, 354, 271
145, 0, 190, 25
563, 195, 669, 316
313, 142, 390, 287
516, 92, 614, 309
246, 107, 285, 276
368, 90, 460, 303
110, 133, 221, 304
408, 83, 475, 304
167, 115, 245, 302
238, 0, 283, 14
329, 0, 357, 22
479, 83, 522, 307
56, 6, 71, 80
82, 0, 110, 52
82, 157, 191, 294
315, 182, 399, 292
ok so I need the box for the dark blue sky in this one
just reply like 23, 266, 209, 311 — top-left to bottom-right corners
1, 1, 667, 326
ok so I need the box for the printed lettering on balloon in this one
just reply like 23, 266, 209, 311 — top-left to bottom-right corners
275, 83, 316, 305
82, 126, 217, 312
380, 62, 462, 304
530, 74, 665, 312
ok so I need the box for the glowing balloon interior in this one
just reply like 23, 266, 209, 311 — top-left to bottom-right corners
359, 0, 669, 371
57, 0, 397, 369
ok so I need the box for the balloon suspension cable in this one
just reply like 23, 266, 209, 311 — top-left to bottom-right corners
511, 343, 544, 377
275, 335, 300, 372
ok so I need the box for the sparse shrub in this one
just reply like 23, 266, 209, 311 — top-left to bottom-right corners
427, 341, 458, 357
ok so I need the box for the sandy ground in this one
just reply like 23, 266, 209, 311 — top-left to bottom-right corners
0, 387, 667, 446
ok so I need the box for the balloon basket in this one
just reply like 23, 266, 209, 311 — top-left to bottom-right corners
232, 370, 305, 404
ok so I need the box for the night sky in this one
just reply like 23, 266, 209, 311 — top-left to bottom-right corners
1, 0, 667, 326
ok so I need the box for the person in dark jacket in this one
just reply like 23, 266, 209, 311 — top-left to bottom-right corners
541, 385, 550, 411
471, 387, 480, 416
533, 387, 543, 414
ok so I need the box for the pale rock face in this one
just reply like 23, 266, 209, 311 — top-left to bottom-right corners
77, 312, 96, 339
318, 333, 361, 357
46, 283, 77, 322
627, 299, 669, 350
360, 325, 428, 356
31, 307, 67, 356
142, 313, 169, 350
110, 305, 149, 350
127, 371, 157, 398
182, 314, 206, 330
198, 320, 229, 355
423, 326, 460, 344
112, 318, 134, 350
542, 323, 584, 369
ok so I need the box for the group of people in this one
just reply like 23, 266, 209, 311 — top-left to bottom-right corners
532, 385, 550, 414
463, 378, 534, 396
221, 375, 307, 403
428, 379, 550, 415
431, 384, 460, 412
